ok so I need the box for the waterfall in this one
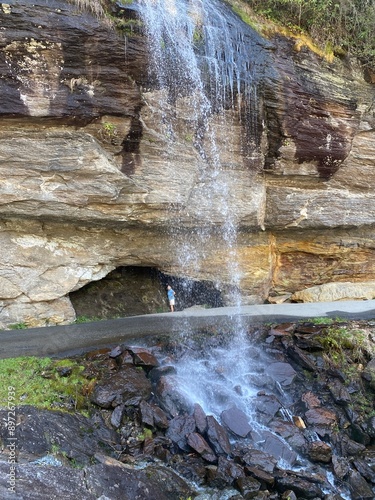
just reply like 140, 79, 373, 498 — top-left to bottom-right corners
131, 6, 357, 498
137, 0, 266, 309
137, 0, 260, 125
136, 0, 266, 432
136, 0, 276, 457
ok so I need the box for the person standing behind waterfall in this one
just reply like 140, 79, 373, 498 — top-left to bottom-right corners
167, 285, 175, 312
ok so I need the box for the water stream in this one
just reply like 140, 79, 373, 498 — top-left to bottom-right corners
137, 0, 269, 310
135, 1, 353, 497
136, 0, 293, 456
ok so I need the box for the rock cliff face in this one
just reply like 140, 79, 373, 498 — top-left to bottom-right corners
0, 0, 374, 327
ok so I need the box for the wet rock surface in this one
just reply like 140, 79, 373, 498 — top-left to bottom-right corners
0, 321, 374, 499
0, 406, 118, 466
0, 1, 375, 327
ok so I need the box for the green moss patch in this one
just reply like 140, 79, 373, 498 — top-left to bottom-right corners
0, 357, 94, 412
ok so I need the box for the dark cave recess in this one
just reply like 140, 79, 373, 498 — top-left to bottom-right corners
69, 266, 223, 319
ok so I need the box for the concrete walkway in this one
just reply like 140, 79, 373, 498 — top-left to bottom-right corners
1, 300, 375, 360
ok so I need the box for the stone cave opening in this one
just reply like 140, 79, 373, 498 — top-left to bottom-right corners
69, 266, 223, 320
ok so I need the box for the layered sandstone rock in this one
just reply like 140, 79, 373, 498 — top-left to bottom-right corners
0, 0, 374, 327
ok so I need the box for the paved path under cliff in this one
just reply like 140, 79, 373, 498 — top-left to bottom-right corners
1, 300, 375, 360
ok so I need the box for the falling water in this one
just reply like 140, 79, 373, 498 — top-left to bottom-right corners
137, 0, 266, 311
135, 0, 307, 479
133, 0, 298, 453
136, 0, 268, 426
134, 2, 271, 437
134, 4, 356, 497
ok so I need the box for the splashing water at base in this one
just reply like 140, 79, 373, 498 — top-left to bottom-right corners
174, 338, 261, 419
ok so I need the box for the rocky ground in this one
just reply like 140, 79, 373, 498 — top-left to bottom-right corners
0, 318, 375, 499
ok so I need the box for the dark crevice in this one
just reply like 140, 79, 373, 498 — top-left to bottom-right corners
120, 114, 143, 176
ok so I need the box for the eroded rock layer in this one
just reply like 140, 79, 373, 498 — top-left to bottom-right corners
0, 0, 374, 326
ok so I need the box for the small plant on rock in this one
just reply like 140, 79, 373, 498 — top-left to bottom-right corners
316, 324, 372, 368
9, 322, 28, 330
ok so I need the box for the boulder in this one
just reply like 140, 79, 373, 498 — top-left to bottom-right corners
254, 393, 283, 424
267, 362, 297, 386
304, 407, 338, 427
85, 462, 195, 500
0, 406, 118, 466
221, 406, 252, 438
90, 365, 152, 408
206, 415, 232, 455
236, 475, 262, 497
362, 358, 375, 389
139, 400, 169, 430
275, 473, 324, 499
127, 347, 160, 369
193, 403, 208, 435
352, 458, 375, 484
0, 461, 92, 500
328, 379, 352, 406
307, 440, 333, 463
165, 415, 196, 452
260, 431, 298, 467
154, 375, 193, 417
292, 281, 375, 303
187, 432, 217, 463
241, 449, 277, 474
348, 470, 374, 500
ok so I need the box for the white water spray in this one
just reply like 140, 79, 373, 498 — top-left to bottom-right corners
137, 0, 262, 312
135, 0, 269, 431
131, 5, 360, 496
